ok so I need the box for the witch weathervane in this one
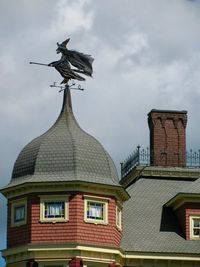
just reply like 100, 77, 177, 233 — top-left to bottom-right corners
30, 38, 94, 89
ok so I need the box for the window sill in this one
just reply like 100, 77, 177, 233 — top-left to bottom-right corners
190, 236, 200, 240
84, 219, 108, 225
116, 225, 122, 232
11, 221, 26, 227
39, 219, 68, 224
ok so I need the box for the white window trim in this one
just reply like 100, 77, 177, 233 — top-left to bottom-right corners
84, 196, 108, 225
116, 205, 122, 230
190, 215, 200, 240
40, 195, 69, 223
11, 198, 27, 227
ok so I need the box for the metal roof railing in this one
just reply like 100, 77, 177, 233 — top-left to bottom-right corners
121, 147, 200, 179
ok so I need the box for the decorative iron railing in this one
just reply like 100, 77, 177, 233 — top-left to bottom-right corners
186, 149, 200, 168
121, 147, 200, 178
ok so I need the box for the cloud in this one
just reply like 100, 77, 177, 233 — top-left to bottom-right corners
1, 0, 200, 265
50, 0, 94, 37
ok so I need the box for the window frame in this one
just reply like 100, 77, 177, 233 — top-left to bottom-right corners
116, 205, 122, 230
190, 215, 200, 240
40, 195, 69, 223
11, 198, 27, 227
84, 195, 109, 225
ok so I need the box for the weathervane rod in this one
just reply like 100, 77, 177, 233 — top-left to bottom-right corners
50, 82, 84, 93
30, 61, 50, 67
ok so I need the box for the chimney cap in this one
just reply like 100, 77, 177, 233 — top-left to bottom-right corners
148, 109, 187, 116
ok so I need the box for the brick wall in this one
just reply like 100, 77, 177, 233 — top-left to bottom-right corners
30, 193, 77, 243
75, 193, 122, 246
8, 191, 122, 248
148, 110, 187, 167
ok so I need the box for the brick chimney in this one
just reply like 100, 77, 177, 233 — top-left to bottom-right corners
148, 109, 187, 167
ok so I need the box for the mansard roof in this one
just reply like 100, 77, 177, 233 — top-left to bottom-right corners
122, 178, 200, 254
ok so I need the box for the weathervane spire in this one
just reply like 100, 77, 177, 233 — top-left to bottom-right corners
30, 37, 94, 87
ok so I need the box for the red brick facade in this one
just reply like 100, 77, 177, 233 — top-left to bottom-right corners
148, 110, 187, 167
26, 260, 38, 267
68, 258, 83, 267
7, 196, 31, 247
8, 192, 122, 248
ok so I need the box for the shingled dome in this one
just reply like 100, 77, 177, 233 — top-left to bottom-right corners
9, 89, 119, 187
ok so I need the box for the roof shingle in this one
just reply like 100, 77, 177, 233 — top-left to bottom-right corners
122, 178, 200, 253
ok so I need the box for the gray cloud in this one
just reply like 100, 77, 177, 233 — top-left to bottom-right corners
1, 0, 200, 265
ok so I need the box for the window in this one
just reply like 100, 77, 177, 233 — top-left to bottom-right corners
40, 195, 69, 223
84, 195, 108, 224
14, 205, 25, 223
11, 198, 27, 227
190, 216, 200, 239
44, 202, 65, 219
87, 201, 104, 220
116, 206, 122, 230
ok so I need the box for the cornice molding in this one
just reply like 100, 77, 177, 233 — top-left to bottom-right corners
3, 244, 200, 266
1, 181, 129, 202
165, 193, 200, 210
121, 166, 200, 188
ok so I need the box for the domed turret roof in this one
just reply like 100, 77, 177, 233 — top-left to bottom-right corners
7, 89, 119, 188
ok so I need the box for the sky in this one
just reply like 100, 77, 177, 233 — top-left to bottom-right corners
1, 0, 200, 266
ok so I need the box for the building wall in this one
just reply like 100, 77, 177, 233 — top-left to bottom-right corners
30, 193, 76, 244
75, 193, 122, 246
8, 191, 122, 248
7, 195, 31, 247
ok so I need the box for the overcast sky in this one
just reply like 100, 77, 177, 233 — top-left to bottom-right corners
1, 0, 200, 265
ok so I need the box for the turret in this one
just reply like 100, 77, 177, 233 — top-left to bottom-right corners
1, 89, 129, 267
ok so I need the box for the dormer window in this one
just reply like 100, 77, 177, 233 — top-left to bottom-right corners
164, 188, 200, 241
190, 216, 200, 240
